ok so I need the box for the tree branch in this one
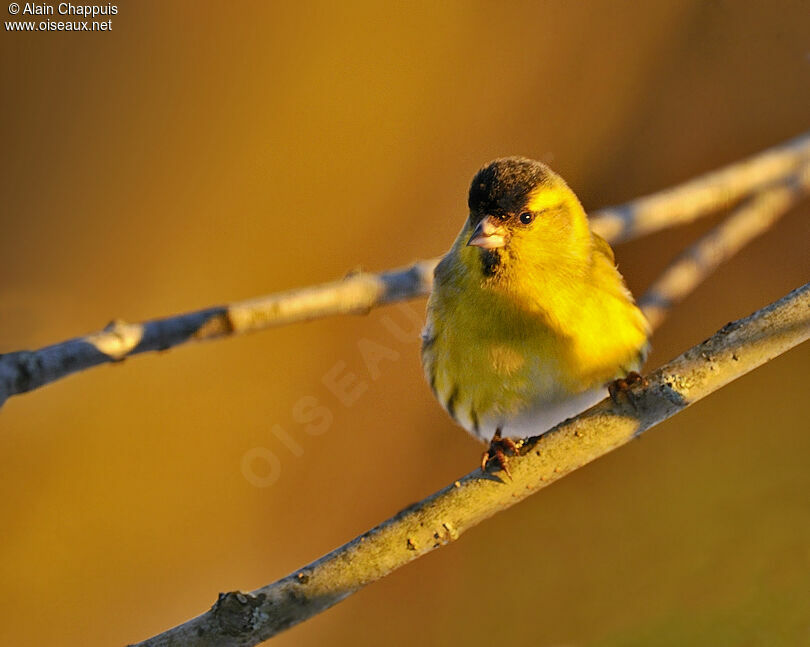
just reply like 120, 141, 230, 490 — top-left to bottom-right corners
639, 162, 810, 329
2, 132, 808, 407
590, 131, 810, 243
132, 281, 810, 646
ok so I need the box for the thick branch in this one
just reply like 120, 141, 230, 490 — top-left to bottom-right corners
133, 282, 810, 646
2, 132, 808, 407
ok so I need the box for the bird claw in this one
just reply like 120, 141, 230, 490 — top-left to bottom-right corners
481, 429, 520, 479
608, 371, 648, 410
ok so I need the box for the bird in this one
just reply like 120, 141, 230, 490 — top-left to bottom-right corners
421, 157, 650, 475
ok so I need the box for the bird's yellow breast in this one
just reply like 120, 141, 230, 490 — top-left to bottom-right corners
424, 293, 566, 425
422, 229, 649, 436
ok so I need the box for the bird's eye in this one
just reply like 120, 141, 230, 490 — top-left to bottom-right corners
519, 211, 534, 225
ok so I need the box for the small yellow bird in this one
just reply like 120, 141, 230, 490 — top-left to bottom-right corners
421, 157, 650, 473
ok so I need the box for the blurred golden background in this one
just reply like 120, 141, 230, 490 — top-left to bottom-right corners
2, 1, 809, 645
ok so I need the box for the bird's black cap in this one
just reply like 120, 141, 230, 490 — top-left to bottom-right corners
468, 157, 550, 218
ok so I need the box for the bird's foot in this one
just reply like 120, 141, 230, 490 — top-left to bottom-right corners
608, 371, 648, 409
481, 429, 520, 479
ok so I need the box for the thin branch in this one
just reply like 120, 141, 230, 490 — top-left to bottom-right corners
590, 131, 810, 243
132, 281, 810, 647
2, 133, 809, 407
639, 162, 810, 329
0, 261, 435, 407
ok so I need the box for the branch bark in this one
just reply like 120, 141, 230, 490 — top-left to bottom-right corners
2, 133, 809, 407
132, 281, 810, 646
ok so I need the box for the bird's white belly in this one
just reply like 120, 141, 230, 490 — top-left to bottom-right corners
452, 385, 606, 443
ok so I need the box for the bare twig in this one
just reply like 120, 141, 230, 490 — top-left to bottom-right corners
2, 133, 808, 407
590, 131, 810, 242
0, 262, 435, 407
132, 281, 810, 646
639, 162, 810, 329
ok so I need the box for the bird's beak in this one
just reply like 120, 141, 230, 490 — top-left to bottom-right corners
467, 216, 506, 249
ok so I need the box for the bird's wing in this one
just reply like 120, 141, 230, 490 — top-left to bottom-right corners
591, 231, 616, 265
432, 252, 454, 287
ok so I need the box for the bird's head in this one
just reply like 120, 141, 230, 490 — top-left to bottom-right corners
462, 157, 592, 282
